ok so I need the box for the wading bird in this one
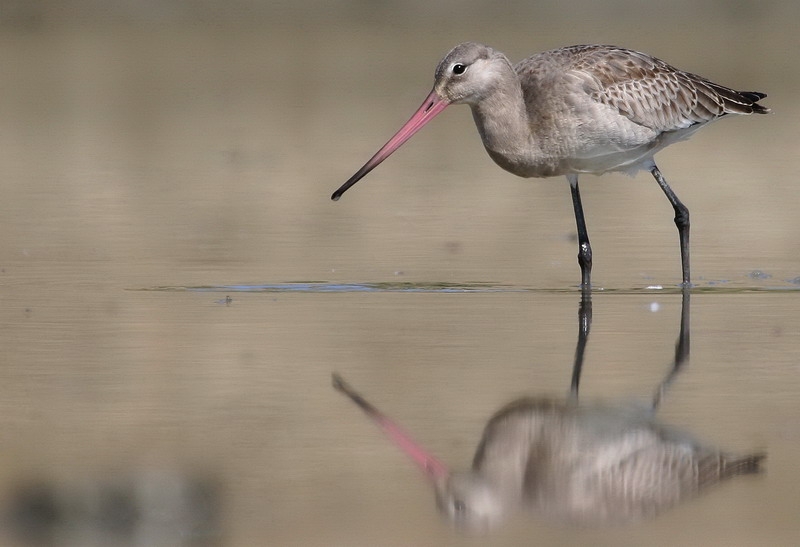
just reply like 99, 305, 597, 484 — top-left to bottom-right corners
331, 42, 770, 287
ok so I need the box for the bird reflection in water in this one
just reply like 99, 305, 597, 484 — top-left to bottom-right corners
333, 290, 765, 532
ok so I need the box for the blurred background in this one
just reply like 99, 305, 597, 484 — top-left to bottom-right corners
0, 1, 798, 546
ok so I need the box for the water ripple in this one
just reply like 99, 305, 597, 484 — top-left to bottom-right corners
134, 281, 800, 294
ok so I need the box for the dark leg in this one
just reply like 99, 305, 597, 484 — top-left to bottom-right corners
569, 287, 592, 401
567, 175, 592, 289
650, 165, 691, 287
652, 287, 691, 410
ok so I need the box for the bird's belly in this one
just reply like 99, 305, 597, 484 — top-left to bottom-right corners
547, 122, 662, 176
487, 124, 700, 179
486, 141, 657, 179
560, 143, 659, 176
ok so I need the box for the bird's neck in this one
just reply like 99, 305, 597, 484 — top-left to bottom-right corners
474, 431, 538, 504
469, 77, 542, 177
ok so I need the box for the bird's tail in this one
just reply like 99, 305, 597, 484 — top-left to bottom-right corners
710, 82, 771, 115
720, 452, 767, 479
698, 452, 765, 488
738, 91, 771, 114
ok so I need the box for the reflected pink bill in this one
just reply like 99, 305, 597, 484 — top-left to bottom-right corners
333, 373, 449, 482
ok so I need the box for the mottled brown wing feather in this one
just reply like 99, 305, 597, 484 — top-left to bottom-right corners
584, 442, 764, 519
567, 46, 769, 133
584, 443, 704, 518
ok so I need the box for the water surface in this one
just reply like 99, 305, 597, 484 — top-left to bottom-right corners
0, 12, 798, 547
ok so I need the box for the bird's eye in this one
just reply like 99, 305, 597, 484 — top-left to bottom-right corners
453, 499, 467, 514
451, 63, 467, 75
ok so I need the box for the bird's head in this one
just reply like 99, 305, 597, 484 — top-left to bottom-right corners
434, 42, 514, 105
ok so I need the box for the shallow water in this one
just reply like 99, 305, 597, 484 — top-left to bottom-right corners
0, 10, 799, 547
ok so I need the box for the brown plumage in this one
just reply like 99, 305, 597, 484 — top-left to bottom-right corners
550, 45, 769, 133
334, 374, 765, 532
332, 42, 770, 288
451, 397, 765, 527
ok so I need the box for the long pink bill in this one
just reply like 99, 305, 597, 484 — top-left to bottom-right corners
332, 373, 449, 482
331, 89, 450, 201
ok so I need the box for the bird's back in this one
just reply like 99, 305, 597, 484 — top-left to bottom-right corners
516, 45, 769, 134
539, 425, 764, 524
471, 398, 764, 524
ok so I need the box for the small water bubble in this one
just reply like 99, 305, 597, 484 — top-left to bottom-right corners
748, 270, 771, 280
